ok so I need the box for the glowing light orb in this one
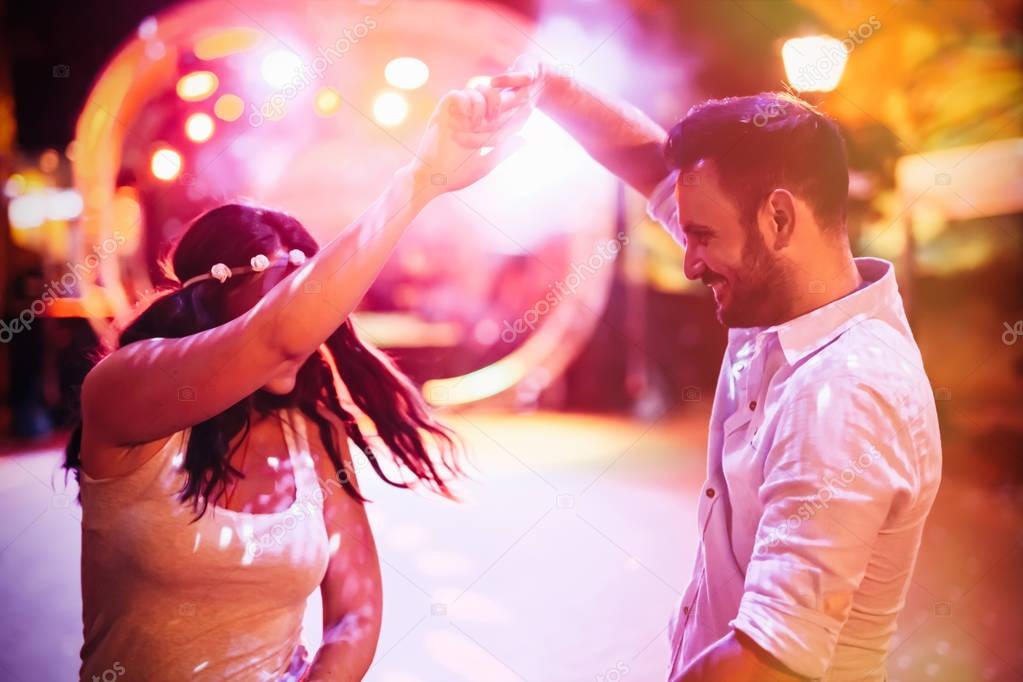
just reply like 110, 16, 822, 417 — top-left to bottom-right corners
385, 57, 430, 90
261, 50, 303, 88
176, 71, 219, 101
314, 87, 342, 116
214, 93, 244, 121
150, 146, 183, 181
782, 36, 848, 92
372, 91, 409, 127
184, 112, 215, 142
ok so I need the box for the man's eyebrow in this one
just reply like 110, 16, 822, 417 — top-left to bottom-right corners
681, 222, 714, 234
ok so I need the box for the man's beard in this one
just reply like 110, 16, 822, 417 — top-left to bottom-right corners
716, 229, 792, 328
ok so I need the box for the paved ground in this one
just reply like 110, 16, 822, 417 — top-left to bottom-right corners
1, 410, 1020, 681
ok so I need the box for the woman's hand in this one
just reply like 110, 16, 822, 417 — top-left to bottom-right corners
408, 85, 532, 195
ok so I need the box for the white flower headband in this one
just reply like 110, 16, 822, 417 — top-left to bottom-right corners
180, 248, 307, 288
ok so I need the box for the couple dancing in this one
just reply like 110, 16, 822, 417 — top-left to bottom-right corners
69, 57, 941, 681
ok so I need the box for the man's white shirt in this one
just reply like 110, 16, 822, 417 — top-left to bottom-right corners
648, 173, 942, 680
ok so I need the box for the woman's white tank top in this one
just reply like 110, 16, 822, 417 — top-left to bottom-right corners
79, 408, 329, 681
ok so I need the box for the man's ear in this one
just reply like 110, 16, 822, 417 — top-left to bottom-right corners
758, 189, 797, 250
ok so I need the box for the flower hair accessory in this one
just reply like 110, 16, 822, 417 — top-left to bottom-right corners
180, 249, 307, 288
210, 263, 232, 283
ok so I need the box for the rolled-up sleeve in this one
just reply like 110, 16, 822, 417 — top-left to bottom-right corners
731, 377, 909, 679
646, 170, 681, 244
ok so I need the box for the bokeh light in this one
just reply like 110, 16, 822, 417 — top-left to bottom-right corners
150, 146, 183, 181
313, 87, 342, 116
261, 50, 303, 88
184, 112, 215, 142
176, 71, 219, 101
213, 93, 244, 121
372, 91, 409, 127
782, 36, 848, 92
385, 57, 430, 90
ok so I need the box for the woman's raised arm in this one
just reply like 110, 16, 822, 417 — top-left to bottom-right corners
82, 89, 531, 449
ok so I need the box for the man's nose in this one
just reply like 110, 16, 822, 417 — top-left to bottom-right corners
683, 247, 705, 281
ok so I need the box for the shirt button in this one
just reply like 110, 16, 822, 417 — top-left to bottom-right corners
683, 606, 690, 616
748, 400, 757, 410
706, 487, 715, 498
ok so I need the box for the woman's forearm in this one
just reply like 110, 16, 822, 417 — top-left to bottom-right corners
303, 612, 380, 682
258, 163, 437, 360
539, 71, 670, 197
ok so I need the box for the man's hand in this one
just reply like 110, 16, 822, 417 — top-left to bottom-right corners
408, 85, 532, 195
490, 55, 566, 107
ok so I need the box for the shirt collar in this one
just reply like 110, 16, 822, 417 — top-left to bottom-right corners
728, 258, 901, 366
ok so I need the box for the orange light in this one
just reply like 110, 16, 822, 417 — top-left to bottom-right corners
150, 146, 182, 181
314, 87, 342, 116
176, 71, 219, 101
40, 149, 61, 173
194, 27, 263, 60
213, 93, 244, 121
185, 113, 215, 142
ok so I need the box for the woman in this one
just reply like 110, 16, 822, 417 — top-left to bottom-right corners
65, 86, 529, 681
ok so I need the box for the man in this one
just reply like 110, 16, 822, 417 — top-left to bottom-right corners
491, 61, 942, 681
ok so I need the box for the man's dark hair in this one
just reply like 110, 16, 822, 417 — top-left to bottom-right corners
665, 92, 849, 233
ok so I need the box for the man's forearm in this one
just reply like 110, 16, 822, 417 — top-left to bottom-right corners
538, 70, 671, 197
672, 631, 805, 682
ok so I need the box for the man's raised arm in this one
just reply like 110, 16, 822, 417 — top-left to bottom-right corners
491, 57, 672, 198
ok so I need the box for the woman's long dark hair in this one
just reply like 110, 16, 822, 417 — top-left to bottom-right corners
65, 204, 460, 516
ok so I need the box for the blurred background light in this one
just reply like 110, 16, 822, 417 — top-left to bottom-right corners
150, 146, 182, 181
372, 91, 409, 127
8, 194, 47, 229
184, 112, 215, 142
176, 70, 219, 101
261, 49, 303, 88
782, 36, 848, 92
193, 27, 263, 60
313, 87, 342, 116
384, 57, 430, 90
213, 93, 244, 121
